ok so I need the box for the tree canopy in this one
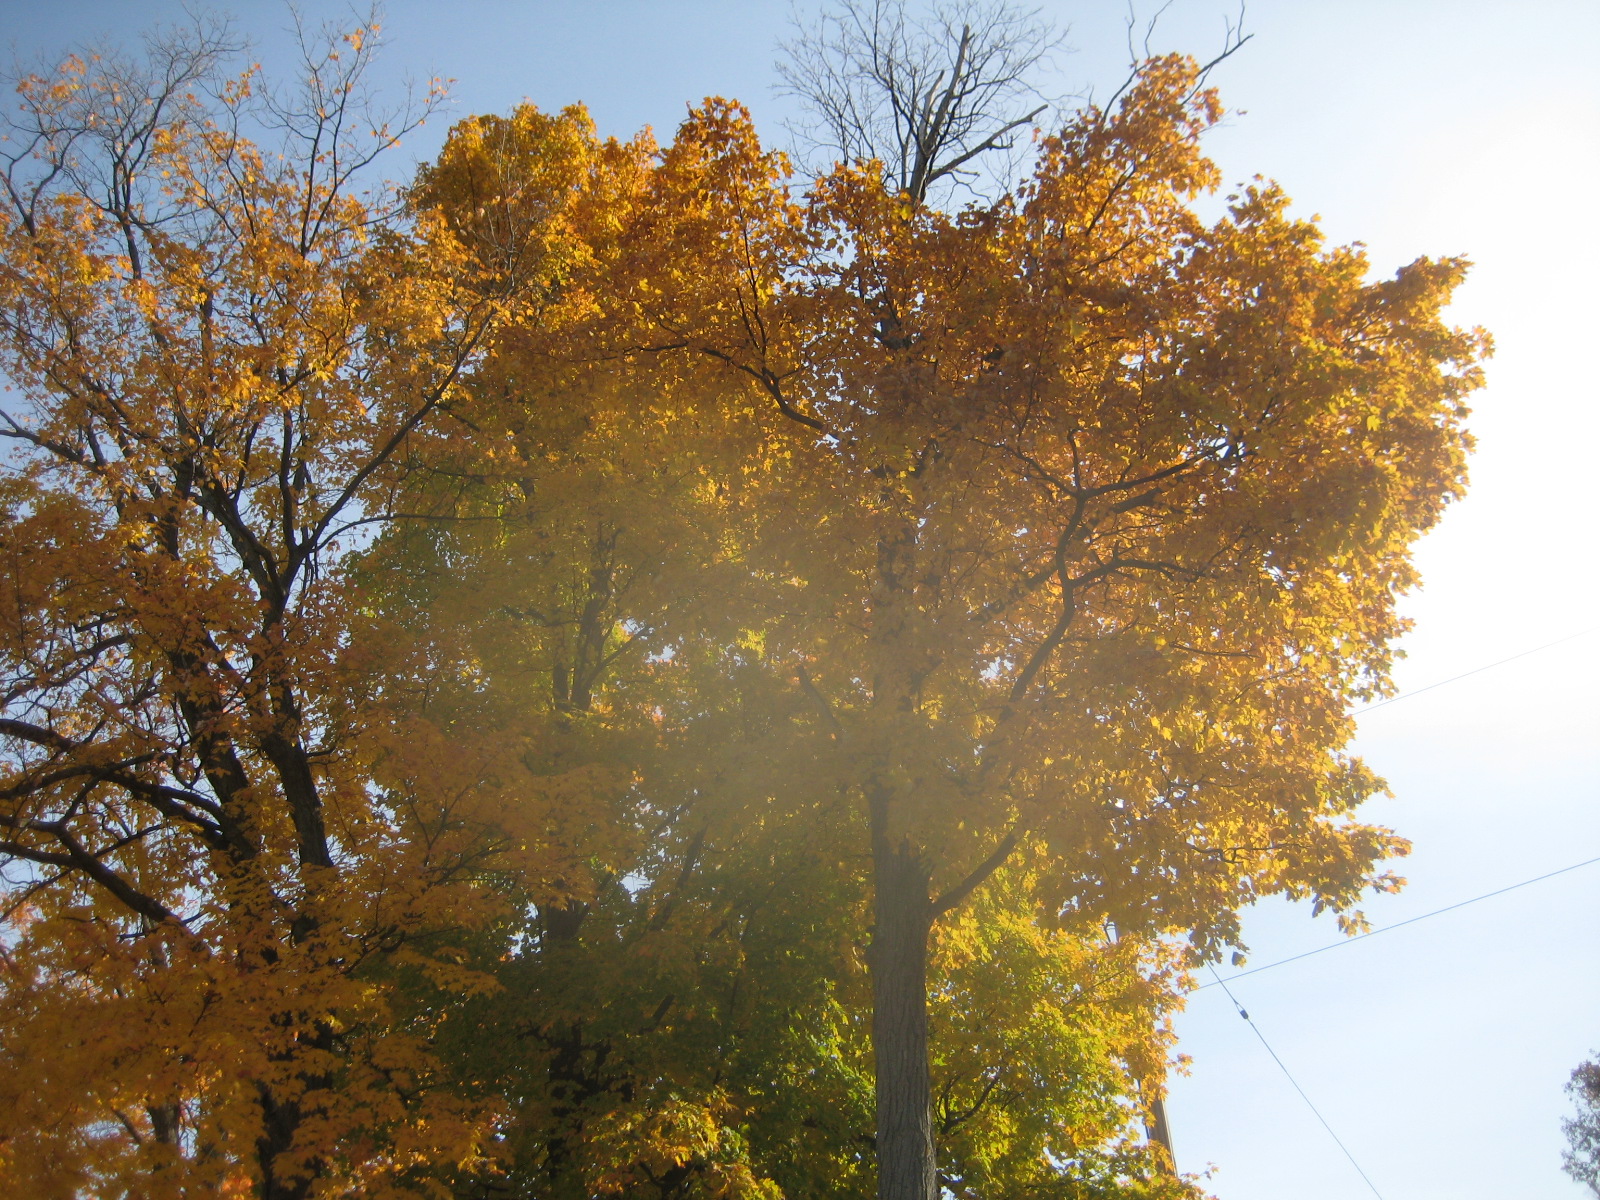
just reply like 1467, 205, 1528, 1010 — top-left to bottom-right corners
0, 12, 1482, 1200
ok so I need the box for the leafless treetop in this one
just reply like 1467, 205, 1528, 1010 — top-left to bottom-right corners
777, 0, 1064, 205
0, 7, 444, 242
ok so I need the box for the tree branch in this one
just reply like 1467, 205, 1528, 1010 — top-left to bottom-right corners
931, 823, 1023, 918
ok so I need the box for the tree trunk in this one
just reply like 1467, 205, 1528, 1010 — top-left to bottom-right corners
1147, 1092, 1174, 1168
870, 839, 937, 1200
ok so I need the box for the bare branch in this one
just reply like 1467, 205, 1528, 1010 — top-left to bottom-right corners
777, 0, 1065, 205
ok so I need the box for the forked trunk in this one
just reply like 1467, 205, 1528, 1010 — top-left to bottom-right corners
870, 840, 937, 1200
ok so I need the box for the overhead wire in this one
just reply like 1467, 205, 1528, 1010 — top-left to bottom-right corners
1208, 967, 1388, 1200
1194, 852, 1600, 989
1193, 626, 1599, 991
1355, 626, 1594, 713
1178, 625, 1597, 1184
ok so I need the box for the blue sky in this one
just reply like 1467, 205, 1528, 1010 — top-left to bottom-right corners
5, 2, 1597, 1196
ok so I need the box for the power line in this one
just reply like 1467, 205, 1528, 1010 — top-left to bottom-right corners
1356, 627, 1595, 713
1195, 625, 1599, 989
1179, 629, 1596, 1192
1208, 967, 1387, 1200
1195, 852, 1600, 990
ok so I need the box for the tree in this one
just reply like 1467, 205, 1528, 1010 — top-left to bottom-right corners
0, 20, 610, 1198
684, 12, 1484, 1195
1566, 1055, 1600, 1196
579, 57, 1478, 1200
396, 95, 1201, 1200
412, 40, 1481, 1199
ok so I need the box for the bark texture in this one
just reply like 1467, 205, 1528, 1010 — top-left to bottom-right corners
870, 840, 937, 1200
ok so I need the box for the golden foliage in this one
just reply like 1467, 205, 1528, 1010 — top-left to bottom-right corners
0, 21, 1482, 1200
